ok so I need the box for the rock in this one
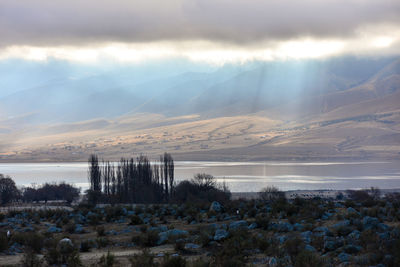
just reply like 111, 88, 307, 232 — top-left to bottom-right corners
322, 212, 333, 220
148, 226, 168, 232
293, 223, 304, 231
362, 216, 379, 230
377, 223, 390, 232
324, 238, 343, 252
343, 244, 362, 254
47, 226, 62, 233
332, 220, 350, 229
270, 222, 293, 232
313, 226, 331, 236
305, 245, 317, 252
74, 224, 84, 234
335, 203, 344, 208
378, 232, 390, 240
301, 231, 312, 244
269, 257, 278, 267
277, 234, 287, 244
338, 252, 351, 263
209, 201, 223, 213
347, 230, 360, 240
347, 207, 359, 214
158, 229, 189, 245
229, 220, 248, 230
109, 230, 119, 235
324, 240, 337, 251
214, 229, 229, 241
184, 243, 201, 250
248, 223, 258, 230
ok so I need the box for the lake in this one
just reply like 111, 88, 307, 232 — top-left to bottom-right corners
0, 161, 399, 192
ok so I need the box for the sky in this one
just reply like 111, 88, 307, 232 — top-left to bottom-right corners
1, 0, 400, 65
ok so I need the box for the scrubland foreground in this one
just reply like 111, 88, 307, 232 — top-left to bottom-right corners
0, 189, 399, 267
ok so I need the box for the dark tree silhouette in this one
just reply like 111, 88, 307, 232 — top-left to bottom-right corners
22, 182, 80, 204
88, 154, 102, 205
87, 153, 174, 204
0, 174, 20, 205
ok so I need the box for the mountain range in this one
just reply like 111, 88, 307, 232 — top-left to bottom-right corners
0, 56, 399, 162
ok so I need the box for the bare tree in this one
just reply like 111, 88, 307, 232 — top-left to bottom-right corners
259, 186, 285, 202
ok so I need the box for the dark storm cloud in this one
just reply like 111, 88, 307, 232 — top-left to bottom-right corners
0, 0, 399, 47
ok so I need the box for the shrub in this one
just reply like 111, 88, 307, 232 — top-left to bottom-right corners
0, 232, 8, 252
97, 237, 110, 248
173, 174, 231, 205
283, 235, 304, 258
132, 231, 159, 247
20, 249, 44, 267
130, 249, 155, 267
12, 232, 44, 253
174, 239, 185, 252
98, 251, 117, 267
161, 254, 187, 267
294, 250, 325, 267
130, 215, 144, 225
65, 222, 76, 234
97, 226, 106, 236
190, 258, 211, 267
44, 247, 61, 265
80, 240, 93, 252
259, 186, 285, 202
255, 213, 270, 230
213, 229, 252, 267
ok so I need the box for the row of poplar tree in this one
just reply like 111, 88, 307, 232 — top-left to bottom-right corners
87, 153, 174, 204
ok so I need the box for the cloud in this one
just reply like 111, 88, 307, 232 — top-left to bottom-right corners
0, 0, 399, 47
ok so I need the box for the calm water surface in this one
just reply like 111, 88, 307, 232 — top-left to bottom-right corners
0, 161, 399, 192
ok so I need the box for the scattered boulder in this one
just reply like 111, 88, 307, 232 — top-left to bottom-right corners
347, 230, 361, 240
362, 216, 379, 230
248, 223, 258, 230
270, 222, 293, 232
47, 226, 62, 233
158, 229, 189, 245
293, 223, 304, 231
184, 243, 201, 250
338, 252, 351, 263
209, 201, 223, 213
229, 220, 248, 230
305, 244, 317, 252
214, 229, 229, 241
300, 231, 312, 244
74, 224, 84, 234
343, 244, 362, 254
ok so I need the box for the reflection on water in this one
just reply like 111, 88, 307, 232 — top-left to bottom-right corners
0, 161, 399, 192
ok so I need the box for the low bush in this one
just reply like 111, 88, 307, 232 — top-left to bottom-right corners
20, 249, 44, 267
130, 249, 155, 267
161, 254, 187, 267
98, 251, 117, 267
96, 237, 110, 248
0, 232, 8, 252
97, 226, 106, 236
132, 231, 159, 247
80, 240, 93, 252
130, 215, 144, 225
12, 232, 44, 253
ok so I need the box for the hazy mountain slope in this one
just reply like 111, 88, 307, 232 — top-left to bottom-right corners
0, 57, 399, 161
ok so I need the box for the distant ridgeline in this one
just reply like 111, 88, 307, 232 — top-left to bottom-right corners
87, 153, 174, 204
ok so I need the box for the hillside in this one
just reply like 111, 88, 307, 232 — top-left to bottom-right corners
0, 57, 399, 162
